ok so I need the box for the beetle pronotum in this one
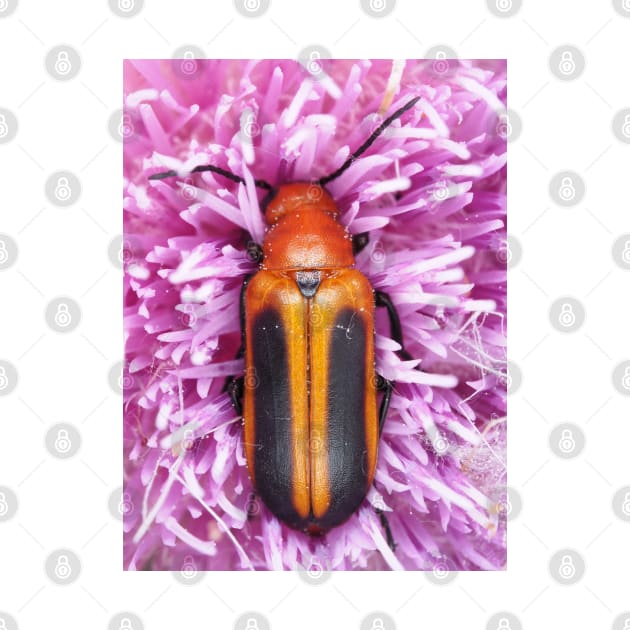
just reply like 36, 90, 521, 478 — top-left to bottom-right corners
150, 96, 420, 548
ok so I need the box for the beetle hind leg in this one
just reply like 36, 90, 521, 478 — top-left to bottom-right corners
376, 373, 393, 436
375, 506, 396, 552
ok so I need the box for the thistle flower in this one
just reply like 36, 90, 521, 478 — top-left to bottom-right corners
123, 58, 507, 571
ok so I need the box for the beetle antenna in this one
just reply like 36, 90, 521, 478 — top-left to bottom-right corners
318, 96, 420, 187
148, 163, 273, 191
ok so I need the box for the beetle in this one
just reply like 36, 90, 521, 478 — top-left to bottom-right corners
149, 96, 420, 547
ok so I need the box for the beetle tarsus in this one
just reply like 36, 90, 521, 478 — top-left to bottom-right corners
246, 241, 263, 264
352, 232, 370, 255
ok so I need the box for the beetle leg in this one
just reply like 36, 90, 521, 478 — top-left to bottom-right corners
226, 375, 244, 415
223, 274, 254, 415
374, 290, 413, 361
375, 506, 397, 552
376, 373, 393, 436
352, 232, 370, 255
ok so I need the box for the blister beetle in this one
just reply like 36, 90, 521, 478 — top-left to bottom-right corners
150, 96, 420, 547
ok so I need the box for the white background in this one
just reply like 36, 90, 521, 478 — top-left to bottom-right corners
0, 0, 629, 629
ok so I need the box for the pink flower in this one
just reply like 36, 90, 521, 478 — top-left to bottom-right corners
123, 58, 507, 571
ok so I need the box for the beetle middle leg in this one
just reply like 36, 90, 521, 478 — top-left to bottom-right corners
375, 290, 413, 361
226, 376, 244, 415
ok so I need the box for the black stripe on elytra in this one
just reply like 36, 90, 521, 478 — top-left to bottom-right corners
319, 307, 369, 529
251, 307, 303, 527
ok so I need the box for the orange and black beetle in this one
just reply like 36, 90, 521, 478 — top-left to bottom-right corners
150, 97, 420, 547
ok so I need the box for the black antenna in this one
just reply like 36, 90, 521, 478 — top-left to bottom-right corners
318, 96, 420, 187
148, 163, 273, 191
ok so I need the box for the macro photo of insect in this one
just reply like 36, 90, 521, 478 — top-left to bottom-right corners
123, 58, 508, 571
